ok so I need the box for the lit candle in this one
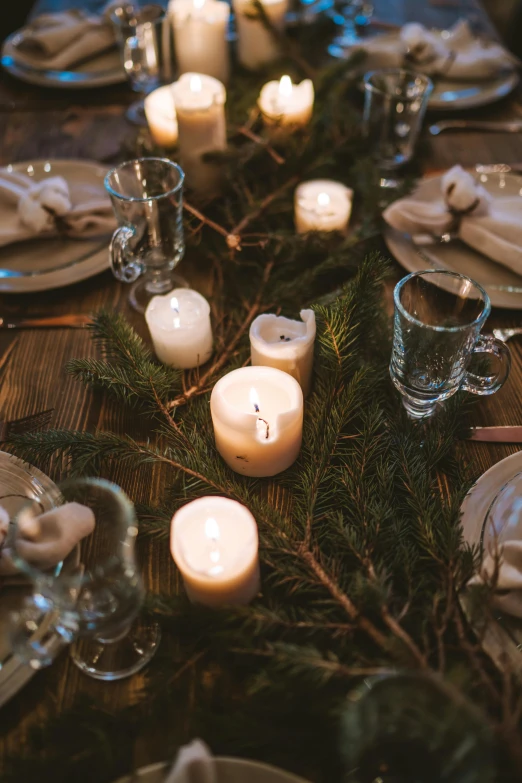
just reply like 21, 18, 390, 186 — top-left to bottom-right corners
171, 72, 227, 196
169, 0, 230, 83
250, 310, 316, 397
170, 496, 260, 606
258, 75, 314, 132
294, 179, 353, 233
144, 84, 179, 148
232, 0, 288, 70
145, 288, 213, 369
210, 366, 303, 477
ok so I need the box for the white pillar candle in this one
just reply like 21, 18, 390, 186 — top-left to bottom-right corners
258, 75, 314, 132
169, 0, 230, 84
170, 496, 260, 606
294, 179, 353, 233
210, 366, 303, 477
250, 309, 316, 397
232, 0, 288, 70
144, 84, 179, 148
145, 288, 213, 369
172, 72, 227, 196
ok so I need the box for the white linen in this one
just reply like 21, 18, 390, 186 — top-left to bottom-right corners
356, 19, 516, 81
0, 169, 116, 247
383, 165, 522, 276
165, 740, 217, 783
469, 541, 522, 618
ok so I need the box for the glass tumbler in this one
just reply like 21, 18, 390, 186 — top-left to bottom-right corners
105, 158, 186, 312
363, 69, 433, 175
7, 478, 160, 681
390, 270, 511, 420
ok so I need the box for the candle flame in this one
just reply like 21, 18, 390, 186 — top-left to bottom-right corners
278, 75, 293, 99
249, 387, 260, 413
190, 74, 203, 93
193, 0, 206, 8
317, 192, 330, 207
170, 296, 179, 312
205, 516, 220, 541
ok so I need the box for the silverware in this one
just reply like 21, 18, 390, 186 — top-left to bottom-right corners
0, 409, 54, 441
429, 120, 522, 136
493, 327, 522, 342
468, 426, 522, 443
0, 314, 92, 329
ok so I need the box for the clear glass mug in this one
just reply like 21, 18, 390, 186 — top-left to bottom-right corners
105, 157, 186, 312
363, 69, 433, 174
7, 478, 160, 681
390, 270, 511, 419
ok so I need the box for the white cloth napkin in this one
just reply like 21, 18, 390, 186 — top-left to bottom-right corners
0, 502, 95, 576
11, 3, 117, 71
357, 19, 516, 81
0, 169, 116, 247
165, 740, 217, 783
383, 165, 522, 276
469, 541, 522, 618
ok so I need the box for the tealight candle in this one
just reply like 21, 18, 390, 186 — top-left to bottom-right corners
250, 309, 316, 397
258, 75, 314, 132
144, 84, 179, 148
169, 0, 230, 83
210, 366, 303, 477
232, 0, 288, 70
171, 496, 260, 606
294, 179, 353, 233
145, 288, 213, 369
172, 72, 227, 195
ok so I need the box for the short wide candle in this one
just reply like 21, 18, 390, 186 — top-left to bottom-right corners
250, 309, 316, 397
258, 76, 314, 132
145, 288, 213, 369
294, 179, 353, 233
210, 366, 303, 477
169, 0, 230, 84
232, 0, 288, 70
171, 496, 260, 606
144, 84, 179, 148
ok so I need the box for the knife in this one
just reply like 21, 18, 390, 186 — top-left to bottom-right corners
0, 314, 92, 329
468, 426, 522, 443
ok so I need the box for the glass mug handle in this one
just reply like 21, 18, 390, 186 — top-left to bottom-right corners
109, 226, 143, 283
461, 334, 511, 396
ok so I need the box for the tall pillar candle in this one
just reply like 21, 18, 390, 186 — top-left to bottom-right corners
169, 0, 230, 83
294, 179, 353, 233
258, 75, 314, 133
144, 84, 179, 147
172, 72, 226, 195
210, 366, 303, 477
232, 0, 288, 70
250, 309, 316, 396
145, 288, 213, 368
170, 496, 260, 606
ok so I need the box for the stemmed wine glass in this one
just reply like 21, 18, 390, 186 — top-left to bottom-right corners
7, 478, 160, 681
328, 1, 374, 59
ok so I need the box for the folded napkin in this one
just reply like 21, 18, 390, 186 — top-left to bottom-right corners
383, 165, 522, 276
165, 740, 216, 783
469, 541, 522, 618
0, 502, 95, 576
357, 19, 516, 81
0, 169, 116, 247
11, 2, 117, 71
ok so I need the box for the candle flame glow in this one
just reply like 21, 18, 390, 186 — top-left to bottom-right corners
193, 0, 206, 8
278, 75, 293, 99
249, 387, 260, 413
205, 516, 220, 541
317, 192, 330, 207
170, 296, 179, 312
190, 74, 203, 93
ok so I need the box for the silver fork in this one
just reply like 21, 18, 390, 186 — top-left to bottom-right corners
493, 328, 522, 343
0, 409, 54, 441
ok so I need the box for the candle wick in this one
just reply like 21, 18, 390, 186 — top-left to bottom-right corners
254, 403, 260, 413
279, 335, 291, 342
258, 417, 269, 439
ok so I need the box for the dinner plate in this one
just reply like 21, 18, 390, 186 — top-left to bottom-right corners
383, 166, 522, 310
0, 450, 64, 709
1, 36, 125, 89
113, 757, 311, 783
0, 159, 111, 293
460, 451, 522, 677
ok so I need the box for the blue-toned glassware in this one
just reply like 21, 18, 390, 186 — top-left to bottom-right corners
105, 157, 186, 312
390, 270, 510, 419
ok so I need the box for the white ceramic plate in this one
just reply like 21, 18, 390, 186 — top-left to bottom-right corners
1, 35, 125, 89
114, 757, 311, 783
460, 451, 522, 677
0, 159, 111, 293
0, 450, 63, 709
384, 166, 522, 310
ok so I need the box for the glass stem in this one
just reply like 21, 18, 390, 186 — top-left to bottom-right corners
144, 266, 174, 295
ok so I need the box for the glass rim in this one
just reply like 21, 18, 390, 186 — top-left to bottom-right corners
394, 270, 491, 333
104, 158, 184, 203
363, 68, 434, 98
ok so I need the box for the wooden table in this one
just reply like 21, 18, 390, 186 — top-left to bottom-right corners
1, 0, 522, 774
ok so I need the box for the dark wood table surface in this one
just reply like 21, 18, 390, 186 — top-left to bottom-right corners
1, 0, 522, 772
